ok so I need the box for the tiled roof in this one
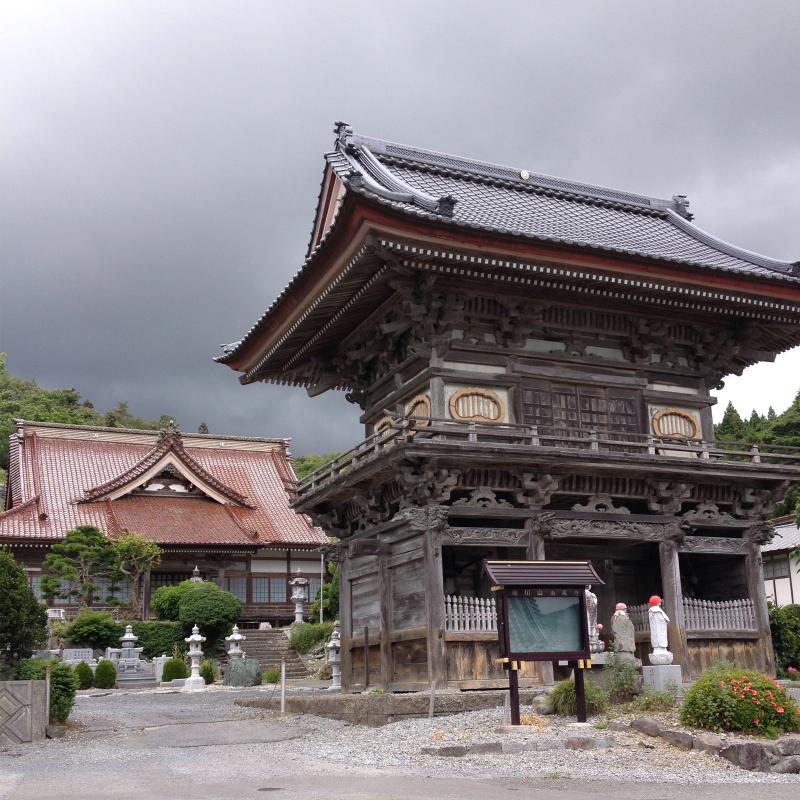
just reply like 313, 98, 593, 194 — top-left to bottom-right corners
336, 126, 799, 280
217, 123, 800, 367
764, 516, 800, 553
0, 421, 325, 548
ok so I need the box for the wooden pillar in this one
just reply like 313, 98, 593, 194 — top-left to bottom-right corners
526, 516, 553, 685
429, 376, 446, 419
142, 569, 151, 620
746, 540, 775, 675
658, 540, 687, 667
377, 550, 392, 691
423, 528, 447, 688
339, 554, 353, 691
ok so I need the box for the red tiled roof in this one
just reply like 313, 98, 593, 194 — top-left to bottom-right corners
0, 421, 326, 548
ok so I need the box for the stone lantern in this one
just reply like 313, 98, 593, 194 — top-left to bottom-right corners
225, 624, 246, 660
289, 569, 310, 625
182, 624, 206, 693
189, 565, 204, 583
326, 621, 341, 691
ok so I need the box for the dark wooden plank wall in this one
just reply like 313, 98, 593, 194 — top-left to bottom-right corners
685, 637, 764, 678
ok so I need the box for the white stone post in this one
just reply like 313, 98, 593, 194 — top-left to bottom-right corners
326, 621, 342, 692
225, 624, 246, 660
289, 569, 310, 625
182, 624, 207, 693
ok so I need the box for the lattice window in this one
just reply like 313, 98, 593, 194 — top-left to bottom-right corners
764, 556, 790, 580
521, 380, 642, 435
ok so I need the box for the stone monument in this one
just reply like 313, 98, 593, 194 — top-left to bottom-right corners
289, 569, 309, 625
585, 585, 605, 654
643, 595, 683, 692
105, 625, 156, 687
610, 603, 636, 663
182, 624, 207, 693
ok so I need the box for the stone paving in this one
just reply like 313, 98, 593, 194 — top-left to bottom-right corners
0, 686, 798, 799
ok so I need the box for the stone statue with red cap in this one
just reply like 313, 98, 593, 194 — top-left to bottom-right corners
647, 595, 673, 665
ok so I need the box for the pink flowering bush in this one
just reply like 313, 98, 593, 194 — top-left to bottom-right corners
681, 665, 800, 738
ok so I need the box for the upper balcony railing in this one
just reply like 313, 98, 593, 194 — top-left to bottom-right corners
294, 416, 800, 500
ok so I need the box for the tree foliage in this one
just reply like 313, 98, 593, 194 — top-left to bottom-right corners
0, 353, 174, 472
41, 525, 120, 608
715, 392, 800, 520
177, 582, 242, 651
0, 548, 47, 673
114, 533, 162, 619
310, 562, 340, 621
62, 610, 122, 650
292, 452, 341, 481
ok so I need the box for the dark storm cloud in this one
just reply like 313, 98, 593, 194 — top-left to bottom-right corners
1, 1, 798, 452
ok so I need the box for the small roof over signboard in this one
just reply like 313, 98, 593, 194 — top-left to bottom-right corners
484, 560, 604, 587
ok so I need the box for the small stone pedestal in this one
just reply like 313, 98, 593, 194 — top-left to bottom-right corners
643, 664, 682, 693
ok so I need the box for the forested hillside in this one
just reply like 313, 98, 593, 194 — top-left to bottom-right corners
715, 391, 800, 518
0, 354, 174, 480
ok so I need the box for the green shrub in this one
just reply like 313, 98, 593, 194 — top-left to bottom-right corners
551, 677, 609, 717
630, 686, 677, 713
161, 657, 189, 682
263, 667, 281, 684
199, 659, 216, 685
63, 610, 122, 650
177, 582, 242, 652
129, 621, 184, 659
13, 659, 78, 722
769, 602, 800, 677
289, 622, 334, 654
310, 563, 340, 622
0, 548, 48, 673
151, 582, 194, 621
74, 660, 94, 690
605, 652, 639, 702
93, 659, 116, 689
49, 662, 79, 722
681, 665, 800, 738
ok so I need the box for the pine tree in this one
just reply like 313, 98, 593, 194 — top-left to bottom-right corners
715, 402, 746, 440
41, 526, 120, 608
198, 422, 209, 434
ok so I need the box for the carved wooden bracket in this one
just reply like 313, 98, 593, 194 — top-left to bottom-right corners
571, 494, 630, 514
516, 473, 560, 510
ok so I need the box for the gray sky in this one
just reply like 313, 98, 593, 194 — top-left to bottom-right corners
2, 1, 799, 454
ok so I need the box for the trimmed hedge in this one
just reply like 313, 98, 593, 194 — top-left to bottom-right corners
289, 622, 334, 654
13, 658, 78, 722
681, 665, 800, 738
129, 621, 184, 659
62, 611, 122, 650
551, 677, 609, 716
93, 659, 117, 689
161, 657, 189, 682
74, 660, 94, 690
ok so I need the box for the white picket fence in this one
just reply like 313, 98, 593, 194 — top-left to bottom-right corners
683, 597, 756, 632
444, 595, 497, 632
629, 598, 756, 633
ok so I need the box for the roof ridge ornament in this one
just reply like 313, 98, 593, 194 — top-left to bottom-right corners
671, 194, 693, 221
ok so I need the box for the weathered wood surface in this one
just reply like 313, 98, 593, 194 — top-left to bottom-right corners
685, 638, 765, 678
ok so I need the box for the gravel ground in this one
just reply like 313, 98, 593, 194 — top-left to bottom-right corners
1, 686, 798, 795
